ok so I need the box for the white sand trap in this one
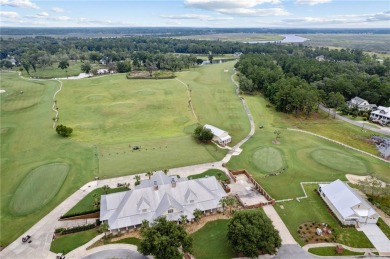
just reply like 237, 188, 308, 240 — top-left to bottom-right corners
224, 69, 229, 72
0, 89, 6, 94
346, 174, 387, 187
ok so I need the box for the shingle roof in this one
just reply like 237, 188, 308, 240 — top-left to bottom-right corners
100, 171, 227, 229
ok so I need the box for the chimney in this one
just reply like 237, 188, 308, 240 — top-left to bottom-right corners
171, 178, 176, 188
154, 181, 158, 190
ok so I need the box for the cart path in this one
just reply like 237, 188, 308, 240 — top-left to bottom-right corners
175, 78, 199, 122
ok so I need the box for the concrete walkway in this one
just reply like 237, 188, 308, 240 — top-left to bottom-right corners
302, 242, 378, 253
262, 205, 297, 245
359, 224, 390, 256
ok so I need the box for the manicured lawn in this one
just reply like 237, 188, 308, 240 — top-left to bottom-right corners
64, 187, 128, 217
252, 147, 285, 173
275, 184, 373, 248
227, 94, 390, 199
50, 229, 98, 254
20, 61, 88, 79
1, 72, 94, 247
111, 237, 140, 247
188, 169, 229, 182
308, 247, 365, 256
10, 163, 69, 215
0, 62, 248, 246
191, 219, 235, 259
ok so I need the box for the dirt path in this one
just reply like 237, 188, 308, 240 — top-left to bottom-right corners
175, 78, 198, 122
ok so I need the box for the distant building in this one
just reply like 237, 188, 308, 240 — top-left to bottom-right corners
318, 180, 379, 225
100, 171, 227, 233
97, 68, 109, 74
316, 55, 325, 61
203, 124, 232, 146
370, 106, 390, 125
347, 97, 377, 111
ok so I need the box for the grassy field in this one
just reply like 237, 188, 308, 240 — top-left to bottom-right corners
0, 72, 95, 247
227, 94, 390, 199
188, 169, 229, 182
0, 61, 249, 246
174, 33, 284, 42
191, 219, 235, 259
302, 34, 390, 53
63, 187, 128, 217
111, 237, 140, 247
275, 185, 373, 248
308, 247, 365, 256
59, 61, 248, 176
50, 229, 98, 254
376, 218, 390, 239
19, 61, 88, 79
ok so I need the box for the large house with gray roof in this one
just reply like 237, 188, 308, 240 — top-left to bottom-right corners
347, 97, 377, 111
370, 106, 390, 125
100, 171, 227, 233
318, 180, 379, 225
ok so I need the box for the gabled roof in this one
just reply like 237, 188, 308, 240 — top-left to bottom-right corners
204, 124, 228, 137
350, 96, 368, 105
371, 106, 390, 117
319, 180, 377, 219
100, 172, 227, 229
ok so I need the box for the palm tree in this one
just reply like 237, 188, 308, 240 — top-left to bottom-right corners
99, 222, 109, 239
180, 214, 188, 225
219, 197, 227, 215
134, 175, 141, 186
92, 193, 100, 208
225, 196, 237, 214
145, 171, 154, 179
102, 185, 110, 194
193, 209, 203, 224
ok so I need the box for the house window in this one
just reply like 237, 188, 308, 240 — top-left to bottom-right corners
142, 209, 147, 213
168, 209, 174, 214
189, 200, 194, 203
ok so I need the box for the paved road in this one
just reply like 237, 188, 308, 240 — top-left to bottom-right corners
319, 104, 390, 136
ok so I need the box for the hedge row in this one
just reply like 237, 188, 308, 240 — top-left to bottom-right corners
126, 75, 176, 80
60, 208, 99, 219
55, 223, 96, 235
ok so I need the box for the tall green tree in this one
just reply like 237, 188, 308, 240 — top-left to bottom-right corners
194, 125, 213, 143
81, 62, 92, 74
55, 124, 73, 137
58, 59, 69, 77
227, 210, 281, 258
139, 217, 192, 259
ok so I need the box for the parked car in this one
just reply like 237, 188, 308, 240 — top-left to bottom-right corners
22, 235, 31, 243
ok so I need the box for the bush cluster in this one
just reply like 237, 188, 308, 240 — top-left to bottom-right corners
60, 208, 99, 219
55, 223, 96, 235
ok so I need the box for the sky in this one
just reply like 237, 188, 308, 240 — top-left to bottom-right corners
0, 0, 389, 28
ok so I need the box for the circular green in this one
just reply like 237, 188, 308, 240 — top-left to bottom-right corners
252, 147, 285, 173
311, 149, 368, 174
10, 163, 69, 215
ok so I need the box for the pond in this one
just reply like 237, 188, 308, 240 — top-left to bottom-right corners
245, 34, 309, 44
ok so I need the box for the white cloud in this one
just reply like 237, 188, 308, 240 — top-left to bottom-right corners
161, 13, 233, 21
0, 11, 20, 19
295, 0, 331, 5
51, 7, 64, 13
185, 0, 280, 10
218, 7, 289, 16
52, 16, 71, 21
77, 17, 135, 26
36, 11, 48, 18
0, 0, 38, 9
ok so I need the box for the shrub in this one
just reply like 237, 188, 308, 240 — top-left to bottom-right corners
60, 208, 100, 219
61, 223, 96, 235
55, 227, 65, 234
299, 226, 303, 229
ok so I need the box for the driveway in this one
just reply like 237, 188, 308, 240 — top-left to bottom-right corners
262, 205, 297, 245
360, 224, 390, 256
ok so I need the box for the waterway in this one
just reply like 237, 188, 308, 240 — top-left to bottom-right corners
246, 34, 309, 44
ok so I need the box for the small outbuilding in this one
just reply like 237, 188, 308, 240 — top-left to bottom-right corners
203, 124, 232, 146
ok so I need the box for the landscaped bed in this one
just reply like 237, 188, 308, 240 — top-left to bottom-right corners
298, 222, 335, 244
308, 246, 365, 256
188, 169, 229, 182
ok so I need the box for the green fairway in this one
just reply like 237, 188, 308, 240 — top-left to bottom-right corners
50, 229, 98, 254
1, 72, 94, 246
191, 219, 235, 259
10, 163, 69, 215
311, 149, 368, 174
227, 94, 390, 199
275, 185, 373, 248
0, 62, 249, 246
188, 169, 229, 182
252, 147, 285, 173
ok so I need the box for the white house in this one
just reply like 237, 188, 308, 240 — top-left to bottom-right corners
203, 124, 232, 146
97, 68, 109, 75
318, 180, 379, 225
347, 97, 377, 111
100, 171, 227, 233
370, 106, 390, 125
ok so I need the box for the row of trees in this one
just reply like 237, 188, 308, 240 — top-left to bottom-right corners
236, 52, 390, 117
